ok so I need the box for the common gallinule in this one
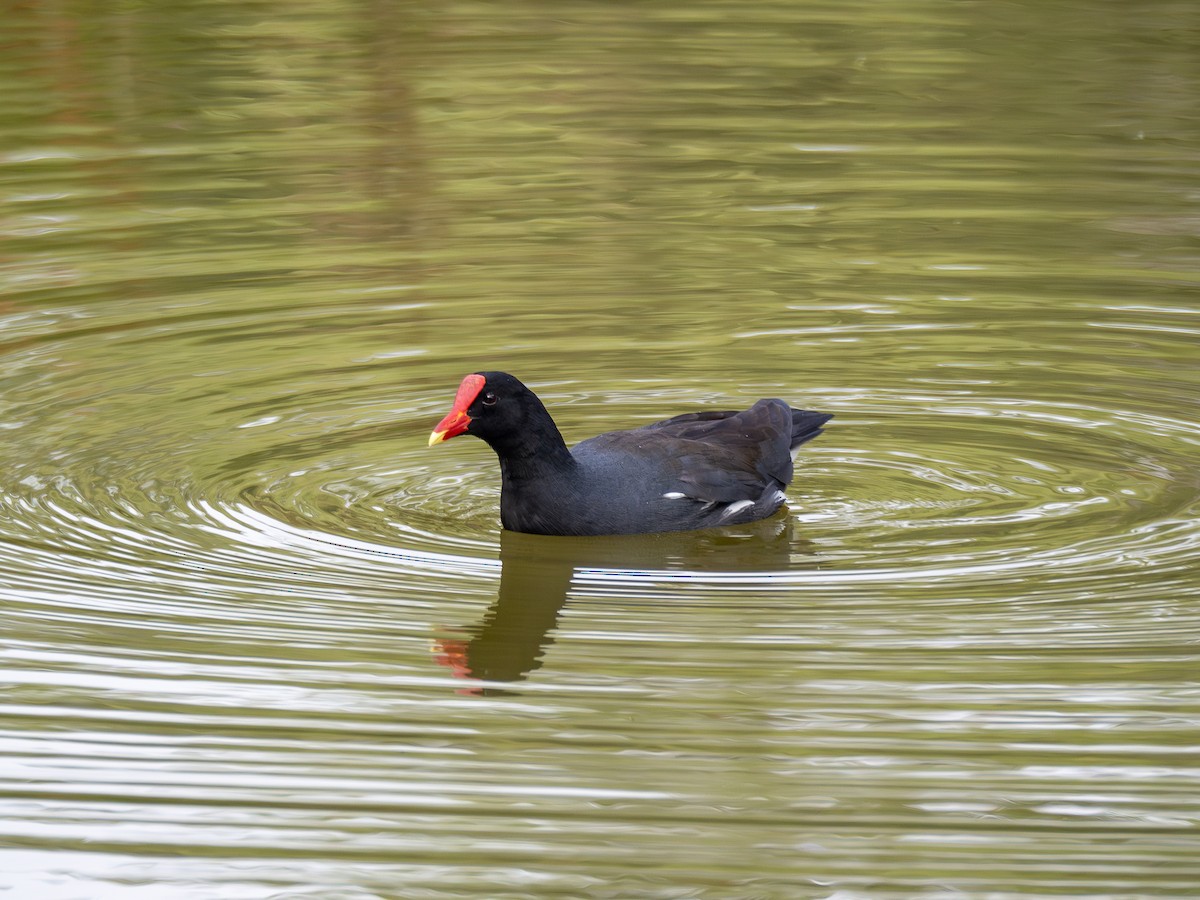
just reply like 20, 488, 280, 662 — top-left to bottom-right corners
429, 372, 832, 536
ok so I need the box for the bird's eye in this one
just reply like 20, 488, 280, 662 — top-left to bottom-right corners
481, 391, 497, 407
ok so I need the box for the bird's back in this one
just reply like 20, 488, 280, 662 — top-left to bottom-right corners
541, 399, 831, 535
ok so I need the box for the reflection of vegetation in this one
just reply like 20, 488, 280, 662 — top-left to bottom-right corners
3, 0, 1196, 389
2, 0, 436, 320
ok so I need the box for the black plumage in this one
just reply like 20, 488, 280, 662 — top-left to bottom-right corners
429, 371, 831, 536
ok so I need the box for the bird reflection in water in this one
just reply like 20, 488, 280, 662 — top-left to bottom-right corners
434, 516, 800, 695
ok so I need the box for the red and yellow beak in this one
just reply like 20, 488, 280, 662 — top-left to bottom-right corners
428, 373, 486, 446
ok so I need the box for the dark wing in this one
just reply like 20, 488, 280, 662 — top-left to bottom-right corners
575, 399, 832, 509
573, 426, 766, 507
640, 399, 802, 489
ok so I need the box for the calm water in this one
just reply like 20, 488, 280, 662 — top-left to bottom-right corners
2, 0, 1199, 897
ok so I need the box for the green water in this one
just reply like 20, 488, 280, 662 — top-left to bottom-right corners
2, 1, 1198, 897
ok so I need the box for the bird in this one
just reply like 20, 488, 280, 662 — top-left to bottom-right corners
428, 371, 832, 536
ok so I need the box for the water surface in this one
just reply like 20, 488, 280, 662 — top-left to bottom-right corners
2, 0, 1199, 897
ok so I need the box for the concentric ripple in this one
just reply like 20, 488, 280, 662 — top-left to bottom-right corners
3, 299, 1199, 893
3, 0, 1200, 891
801, 391, 1200, 581
3, 318, 1198, 656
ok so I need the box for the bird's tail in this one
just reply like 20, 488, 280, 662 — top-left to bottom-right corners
790, 409, 833, 451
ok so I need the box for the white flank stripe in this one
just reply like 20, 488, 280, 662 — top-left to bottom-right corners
720, 499, 755, 519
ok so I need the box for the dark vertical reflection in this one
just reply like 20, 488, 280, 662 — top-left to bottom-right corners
435, 518, 798, 693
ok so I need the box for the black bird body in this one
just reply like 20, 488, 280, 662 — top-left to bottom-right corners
429, 372, 831, 536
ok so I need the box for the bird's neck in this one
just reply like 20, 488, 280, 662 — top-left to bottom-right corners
489, 414, 576, 484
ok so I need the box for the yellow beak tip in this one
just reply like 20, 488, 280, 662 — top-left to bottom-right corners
428, 430, 446, 447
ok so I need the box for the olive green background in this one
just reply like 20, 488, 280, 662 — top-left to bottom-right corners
2, 1, 1198, 896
